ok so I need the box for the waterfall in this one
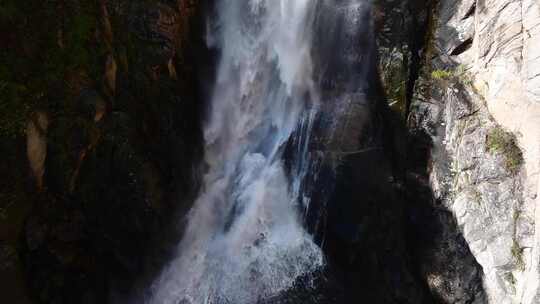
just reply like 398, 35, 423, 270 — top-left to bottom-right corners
149, 1, 324, 303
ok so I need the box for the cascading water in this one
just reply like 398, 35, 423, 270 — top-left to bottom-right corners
148, 0, 376, 303
150, 1, 324, 303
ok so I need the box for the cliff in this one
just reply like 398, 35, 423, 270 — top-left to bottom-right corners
0, 0, 205, 302
378, 0, 540, 303
1, 0, 539, 303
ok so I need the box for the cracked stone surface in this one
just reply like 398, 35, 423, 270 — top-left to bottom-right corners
410, 0, 540, 303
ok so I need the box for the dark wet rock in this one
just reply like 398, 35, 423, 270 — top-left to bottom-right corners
294, 2, 436, 303
375, 0, 490, 303
17, 1, 205, 303
25, 215, 49, 251
77, 90, 108, 122
0, 242, 17, 270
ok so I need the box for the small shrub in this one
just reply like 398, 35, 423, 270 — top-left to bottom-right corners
431, 69, 453, 80
431, 64, 473, 86
486, 127, 523, 173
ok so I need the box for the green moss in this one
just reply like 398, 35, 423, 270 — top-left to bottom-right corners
505, 272, 517, 289
430, 65, 469, 81
511, 240, 525, 271
487, 127, 523, 173
431, 69, 453, 80
487, 127, 511, 152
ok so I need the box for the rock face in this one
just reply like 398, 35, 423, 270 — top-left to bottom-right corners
0, 0, 205, 303
376, 1, 488, 303
402, 0, 540, 303
26, 112, 49, 192
2, 0, 539, 303
309, 2, 431, 301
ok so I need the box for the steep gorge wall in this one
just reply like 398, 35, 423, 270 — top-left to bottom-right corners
392, 0, 540, 303
0, 1, 206, 303
1, 1, 539, 303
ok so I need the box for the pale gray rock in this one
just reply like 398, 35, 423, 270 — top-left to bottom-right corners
411, 0, 540, 303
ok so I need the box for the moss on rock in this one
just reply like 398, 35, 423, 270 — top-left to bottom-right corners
486, 126, 523, 174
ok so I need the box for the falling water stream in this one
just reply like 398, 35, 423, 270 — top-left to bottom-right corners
150, 1, 372, 303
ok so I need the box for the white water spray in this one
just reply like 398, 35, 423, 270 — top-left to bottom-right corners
150, 1, 323, 303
